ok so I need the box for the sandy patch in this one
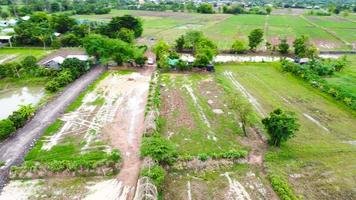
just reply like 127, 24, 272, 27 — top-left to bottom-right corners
83, 179, 133, 200
222, 172, 252, 200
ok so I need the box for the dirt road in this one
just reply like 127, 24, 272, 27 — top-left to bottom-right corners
0, 66, 106, 191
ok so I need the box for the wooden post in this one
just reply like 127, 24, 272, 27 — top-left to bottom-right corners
8, 38, 12, 48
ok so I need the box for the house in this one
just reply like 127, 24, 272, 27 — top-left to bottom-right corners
43, 56, 65, 70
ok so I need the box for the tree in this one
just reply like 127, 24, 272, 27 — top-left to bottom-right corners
266, 6, 272, 15
0, 119, 16, 140
51, 14, 76, 33
117, 28, 135, 43
107, 15, 143, 38
60, 33, 81, 47
21, 56, 37, 69
232, 39, 247, 54
197, 3, 213, 14
248, 29, 264, 51
293, 35, 317, 58
175, 35, 185, 52
278, 38, 290, 54
262, 109, 299, 147
61, 58, 87, 78
153, 40, 170, 61
230, 95, 254, 136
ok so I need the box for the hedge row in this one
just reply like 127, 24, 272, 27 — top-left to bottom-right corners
281, 59, 355, 110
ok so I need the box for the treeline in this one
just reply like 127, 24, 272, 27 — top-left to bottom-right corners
154, 31, 218, 71
223, 5, 272, 15
0, 0, 112, 17
14, 12, 143, 49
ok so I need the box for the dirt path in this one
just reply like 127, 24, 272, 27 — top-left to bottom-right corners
0, 66, 106, 191
239, 128, 279, 200
101, 65, 155, 200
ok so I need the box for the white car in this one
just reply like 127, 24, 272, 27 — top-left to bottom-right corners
147, 58, 154, 65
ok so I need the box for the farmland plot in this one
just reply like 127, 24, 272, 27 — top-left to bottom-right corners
217, 63, 356, 199
0, 48, 51, 63
159, 73, 278, 199
0, 69, 152, 199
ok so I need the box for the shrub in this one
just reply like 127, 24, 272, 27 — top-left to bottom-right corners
140, 135, 178, 165
60, 33, 81, 47
220, 150, 248, 159
8, 105, 35, 129
45, 80, 60, 92
56, 70, 74, 87
232, 39, 247, 54
269, 174, 300, 200
0, 119, 16, 140
198, 153, 209, 161
140, 165, 165, 189
21, 56, 37, 69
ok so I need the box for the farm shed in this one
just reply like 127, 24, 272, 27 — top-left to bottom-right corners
42, 56, 65, 70
0, 35, 13, 47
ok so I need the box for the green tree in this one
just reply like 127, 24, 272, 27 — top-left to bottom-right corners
232, 39, 247, 54
51, 14, 76, 33
197, 3, 213, 14
1, 11, 9, 19
117, 28, 135, 43
278, 38, 290, 54
60, 33, 81, 47
293, 35, 308, 58
262, 109, 300, 147
153, 40, 170, 61
248, 29, 264, 51
0, 119, 16, 140
61, 58, 87, 78
107, 15, 143, 38
175, 35, 185, 52
230, 94, 254, 136
266, 6, 272, 14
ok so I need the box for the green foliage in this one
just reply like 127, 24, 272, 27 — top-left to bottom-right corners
117, 28, 135, 43
269, 174, 300, 200
60, 33, 81, 47
262, 109, 300, 147
175, 35, 185, 52
0, 119, 16, 141
278, 38, 290, 54
197, 3, 214, 14
248, 29, 264, 51
141, 165, 165, 189
281, 59, 355, 109
0, 161, 5, 167
198, 153, 209, 161
8, 104, 35, 129
141, 135, 178, 165
51, 14, 76, 34
21, 56, 38, 69
104, 15, 143, 38
223, 5, 245, 14
232, 39, 247, 54
293, 35, 318, 58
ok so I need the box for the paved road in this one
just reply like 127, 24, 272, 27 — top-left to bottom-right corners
0, 66, 107, 191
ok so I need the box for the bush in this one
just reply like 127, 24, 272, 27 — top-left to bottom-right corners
140, 165, 165, 189
56, 70, 74, 87
198, 153, 209, 161
269, 174, 300, 200
21, 56, 37, 68
232, 39, 247, 54
140, 135, 178, 165
45, 80, 60, 92
8, 105, 35, 129
0, 119, 16, 140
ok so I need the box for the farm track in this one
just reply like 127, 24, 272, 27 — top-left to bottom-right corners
0, 66, 107, 191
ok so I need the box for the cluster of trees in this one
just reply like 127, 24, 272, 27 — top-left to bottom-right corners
197, 3, 214, 14
0, 56, 56, 79
45, 58, 90, 92
175, 31, 217, 67
125, 2, 185, 12
0, 105, 35, 141
14, 12, 143, 49
281, 57, 355, 109
83, 34, 146, 66
14, 12, 87, 48
223, 5, 272, 15
231, 28, 264, 53
1, 0, 111, 17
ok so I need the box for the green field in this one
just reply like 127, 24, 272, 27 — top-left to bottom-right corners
216, 63, 356, 199
73, 9, 355, 50
0, 48, 52, 63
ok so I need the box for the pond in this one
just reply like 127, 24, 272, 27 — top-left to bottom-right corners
0, 86, 44, 120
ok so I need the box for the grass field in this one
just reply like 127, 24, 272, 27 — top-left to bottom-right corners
0, 48, 52, 63
216, 63, 356, 199
73, 9, 355, 50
